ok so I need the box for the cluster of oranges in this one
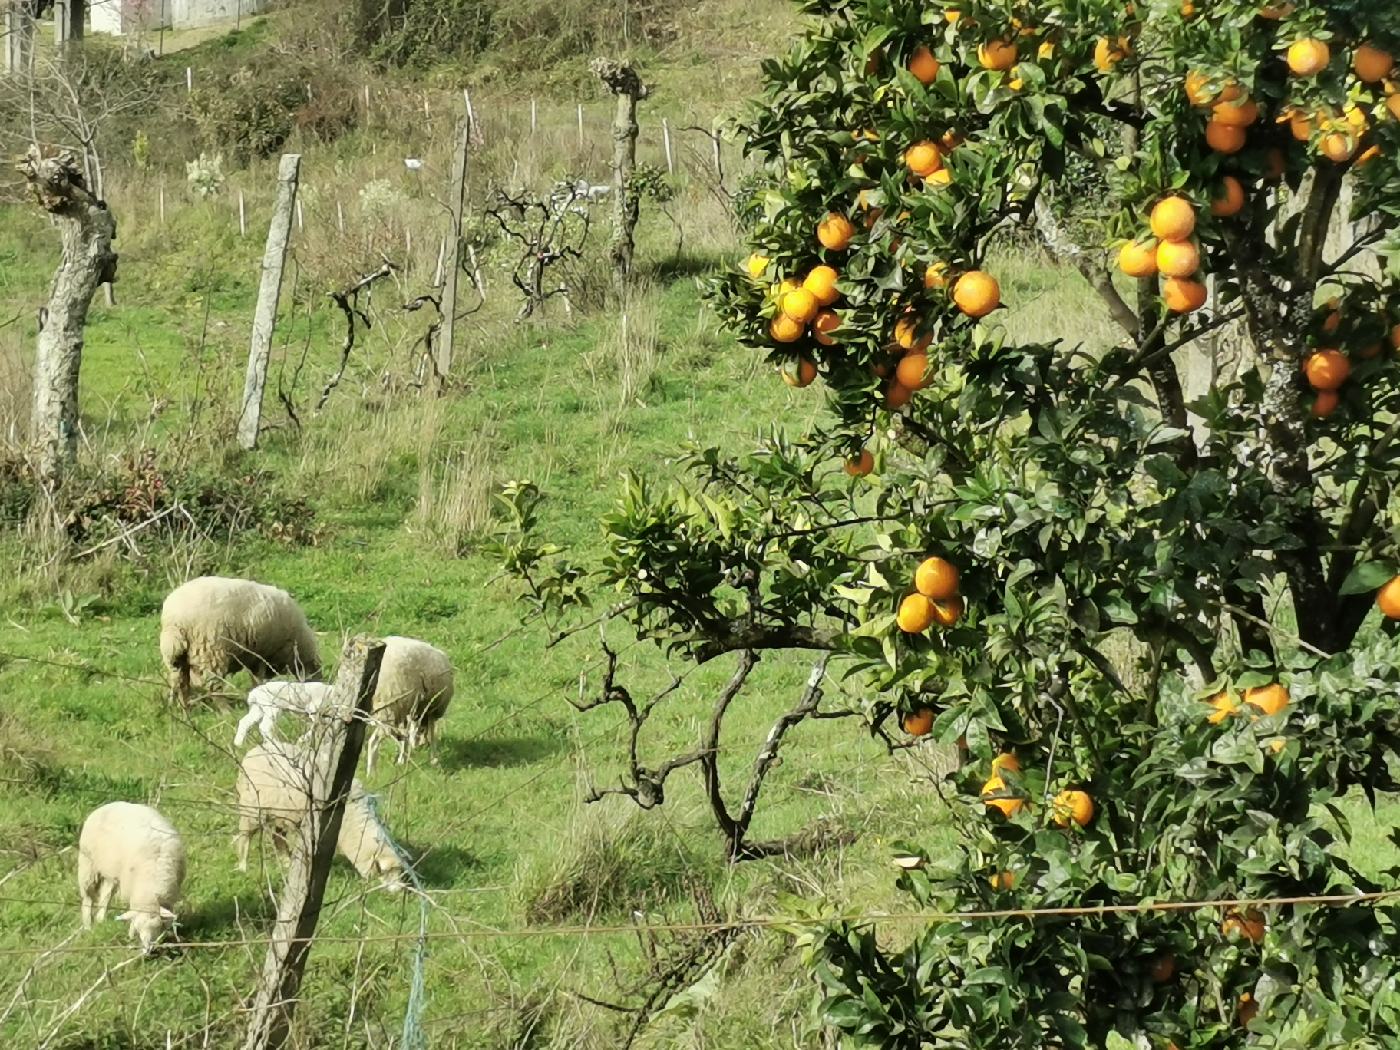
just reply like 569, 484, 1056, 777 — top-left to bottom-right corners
1302, 295, 1400, 418
1119, 196, 1208, 314
896, 555, 964, 633
748, 256, 843, 387
979, 751, 1096, 831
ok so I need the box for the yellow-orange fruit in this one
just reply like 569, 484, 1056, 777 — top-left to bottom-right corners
1212, 97, 1260, 127
1244, 683, 1290, 717
1288, 39, 1331, 77
1211, 176, 1246, 217
1207, 691, 1239, 725
1312, 390, 1339, 418
1051, 789, 1095, 828
989, 870, 1018, 890
1286, 108, 1316, 141
1355, 43, 1394, 83
902, 706, 934, 736
1094, 36, 1131, 72
981, 775, 1025, 817
781, 288, 819, 323
1222, 909, 1267, 944
885, 382, 913, 409
1157, 240, 1201, 279
894, 315, 933, 352
953, 270, 1001, 317
744, 253, 770, 281
990, 752, 1020, 774
914, 556, 960, 600
770, 314, 804, 343
1206, 120, 1247, 153
1184, 70, 1216, 106
1376, 576, 1400, 619
908, 45, 941, 85
930, 596, 964, 628
1163, 277, 1208, 313
924, 261, 949, 289
803, 265, 841, 306
1320, 132, 1356, 162
897, 593, 936, 632
1118, 239, 1159, 278
895, 352, 932, 391
1150, 196, 1196, 241
844, 448, 874, 477
812, 309, 841, 346
978, 39, 1018, 71
781, 357, 818, 388
905, 141, 944, 177
817, 213, 855, 250
1304, 349, 1350, 390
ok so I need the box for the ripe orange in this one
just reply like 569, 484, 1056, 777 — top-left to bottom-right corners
1212, 97, 1259, 127
1150, 196, 1196, 241
905, 141, 944, 177
895, 352, 932, 390
1118, 239, 1159, 278
1184, 70, 1216, 106
914, 556, 960, 600
926, 168, 953, 188
817, 213, 855, 251
1320, 300, 1341, 334
988, 870, 1018, 890
1163, 277, 1208, 313
908, 45, 940, 85
1389, 94, 1400, 121
1320, 132, 1356, 162
1244, 683, 1290, 717
1288, 38, 1331, 77
1149, 954, 1177, 984
1051, 789, 1095, 828
990, 752, 1020, 774
844, 448, 874, 477
1239, 993, 1259, 1027
778, 277, 801, 298
781, 357, 818, 388
1211, 176, 1246, 217
894, 315, 933, 352
1376, 576, 1400, 619
1094, 36, 1131, 72
953, 270, 1001, 317
897, 593, 936, 632
1157, 240, 1201, 279
812, 309, 841, 346
770, 314, 804, 343
1222, 908, 1267, 943
930, 596, 964, 628
803, 265, 841, 306
1285, 108, 1316, 141
978, 39, 1018, 71
744, 253, 770, 281
1304, 349, 1350, 390
885, 382, 913, 409
1206, 120, 1247, 153
1357, 144, 1383, 166
924, 261, 949, 289
1206, 690, 1239, 725
1312, 389, 1339, 418
781, 288, 819, 323
1354, 43, 1394, 83
940, 129, 964, 152
981, 775, 1025, 817
902, 706, 934, 736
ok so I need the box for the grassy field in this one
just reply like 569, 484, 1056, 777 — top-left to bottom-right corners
6, 6, 1396, 1049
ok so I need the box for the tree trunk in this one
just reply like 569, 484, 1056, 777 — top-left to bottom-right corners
437, 114, 470, 386
591, 58, 647, 290
17, 145, 118, 484
4, 1, 35, 74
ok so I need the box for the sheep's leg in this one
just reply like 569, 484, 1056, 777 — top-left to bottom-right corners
260, 709, 280, 743
366, 728, 382, 774
233, 708, 260, 748
78, 852, 97, 928
94, 879, 116, 923
236, 815, 257, 872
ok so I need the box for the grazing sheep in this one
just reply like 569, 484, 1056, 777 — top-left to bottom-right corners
159, 576, 320, 706
77, 802, 185, 953
235, 742, 407, 892
234, 680, 336, 748
366, 636, 455, 772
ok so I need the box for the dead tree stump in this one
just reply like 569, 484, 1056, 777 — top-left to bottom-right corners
591, 58, 648, 290
16, 144, 117, 483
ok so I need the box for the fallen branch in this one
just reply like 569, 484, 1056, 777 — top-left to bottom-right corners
316, 260, 399, 411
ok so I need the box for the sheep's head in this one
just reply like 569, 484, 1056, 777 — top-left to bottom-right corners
376, 852, 407, 893
117, 905, 177, 953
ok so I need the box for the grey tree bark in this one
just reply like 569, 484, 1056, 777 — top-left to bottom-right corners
591, 58, 648, 289
17, 144, 117, 483
237, 153, 301, 451
436, 114, 470, 385
240, 636, 385, 1050
3, 1, 35, 74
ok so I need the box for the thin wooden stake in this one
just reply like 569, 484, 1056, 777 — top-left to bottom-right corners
530, 97, 537, 134
295, 198, 304, 232
463, 88, 482, 146
577, 103, 584, 148
662, 118, 674, 175
158, 183, 165, 226
239, 638, 385, 1050
363, 83, 371, 115
336, 200, 345, 235
404, 228, 413, 274
437, 113, 471, 385
468, 244, 484, 295
238, 191, 246, 237
432, 236, 446, 289
185, 66, 192, 93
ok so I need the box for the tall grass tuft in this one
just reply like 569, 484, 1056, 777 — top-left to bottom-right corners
411, 404, 497, 555
0, 329, 28, 451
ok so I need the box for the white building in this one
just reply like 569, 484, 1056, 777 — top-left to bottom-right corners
90, 0, 266, 34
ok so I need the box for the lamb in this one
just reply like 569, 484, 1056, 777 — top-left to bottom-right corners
77, 802, 185, 953
235, 742, 407, 892
159, 576, 320, 706
366, 636, 455, 772
234, 680, 336, 748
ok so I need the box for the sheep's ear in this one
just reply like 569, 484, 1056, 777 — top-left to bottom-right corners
159, 906, 177, 920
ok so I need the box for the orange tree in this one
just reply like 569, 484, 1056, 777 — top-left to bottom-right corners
496, 0, 1400, 1044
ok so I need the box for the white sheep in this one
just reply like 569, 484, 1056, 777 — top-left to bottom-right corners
77, 802, 186, 953
159, 576, 321, 706
366, 636, 455, 772
235, 742, 407, 892
234, 680, 336, 748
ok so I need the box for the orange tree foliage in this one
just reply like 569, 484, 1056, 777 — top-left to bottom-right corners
498, 0, 1400, 1044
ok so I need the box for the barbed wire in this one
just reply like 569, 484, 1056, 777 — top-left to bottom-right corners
0, 889, 1395, 959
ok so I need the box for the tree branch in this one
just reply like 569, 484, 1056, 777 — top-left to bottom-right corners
690, 624, 843, 664
1033, 196, 1137, 336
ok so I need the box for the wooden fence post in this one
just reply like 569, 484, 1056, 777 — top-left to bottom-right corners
591, 58, 648, 289
239, 637, 386, 1050
237, 153, 300, 451
662, 118, 674, 175
437, 112, 470, 385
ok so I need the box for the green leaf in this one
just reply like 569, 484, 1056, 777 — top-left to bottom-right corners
1339, 560, 1395, 596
